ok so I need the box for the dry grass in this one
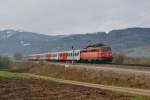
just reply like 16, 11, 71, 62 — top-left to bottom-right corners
11, 62, 150, 90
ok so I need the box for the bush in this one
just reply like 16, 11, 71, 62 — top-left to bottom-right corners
14, 53, 22, 60
0, 56, 13, 69
124, 57, 150, 65
113, 53, 150, 65
148, 57, 150, 65
112, 53, 125, 64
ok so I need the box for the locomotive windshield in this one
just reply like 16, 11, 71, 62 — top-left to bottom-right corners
101, 47, 111, 52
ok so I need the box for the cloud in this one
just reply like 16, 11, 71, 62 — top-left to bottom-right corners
0, 0, 150, 35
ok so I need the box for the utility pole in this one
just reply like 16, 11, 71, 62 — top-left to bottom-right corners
72, 46, 74, 64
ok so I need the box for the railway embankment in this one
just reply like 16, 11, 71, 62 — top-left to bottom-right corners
11, 62, 150, 90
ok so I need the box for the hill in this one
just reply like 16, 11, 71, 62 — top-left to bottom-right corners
0, 28, 150, 57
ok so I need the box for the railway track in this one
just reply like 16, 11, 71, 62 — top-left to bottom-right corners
19, 60, 150, 71
82, 63, 150, 71
47, 61, 150, 71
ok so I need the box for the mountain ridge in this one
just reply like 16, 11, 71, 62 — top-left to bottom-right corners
0, 27, 150, 57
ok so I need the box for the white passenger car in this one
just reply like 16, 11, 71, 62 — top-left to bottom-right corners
50, 52, 59, 60
66, 50, 80, 61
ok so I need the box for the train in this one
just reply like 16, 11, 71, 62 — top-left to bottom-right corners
23, 43, 113, 63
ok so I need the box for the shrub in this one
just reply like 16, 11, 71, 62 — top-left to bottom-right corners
0, 56, 13, 69
147, 57, 150, 65
14, 53, 22, 60
112, 53, 125, 64
124, 57, 150, 65
113, 53, 150, 65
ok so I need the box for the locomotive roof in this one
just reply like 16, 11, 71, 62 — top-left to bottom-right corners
84, 43, 107, 49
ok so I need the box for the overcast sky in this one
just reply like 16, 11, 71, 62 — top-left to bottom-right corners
0, 0, 150, 35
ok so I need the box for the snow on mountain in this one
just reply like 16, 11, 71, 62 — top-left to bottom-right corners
20, 41, 31, 47
0, 29, 17, 40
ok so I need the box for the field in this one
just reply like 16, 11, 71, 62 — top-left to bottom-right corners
13, 62, 150, 89
0, 71, 141, 100
0, 62, 150, 99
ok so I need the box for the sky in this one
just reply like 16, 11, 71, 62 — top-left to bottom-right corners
0, 0, 150, 35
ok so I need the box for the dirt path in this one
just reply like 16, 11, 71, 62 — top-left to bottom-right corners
25, 73, 150, 97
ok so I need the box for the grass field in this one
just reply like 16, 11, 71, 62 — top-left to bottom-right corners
0, 71, 146, 100
2, 61, 150, 100
21, 62, 150, 90
0, 71, 25, 78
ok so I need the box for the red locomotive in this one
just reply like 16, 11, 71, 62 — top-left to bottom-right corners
24, 43, 112, 63
80, 43, 112, 62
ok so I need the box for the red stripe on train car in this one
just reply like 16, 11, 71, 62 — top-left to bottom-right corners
36, 55, 40, 61
46, 53, 51, 61
80, 52, 99, 59
59, 52, 68, 61
98, 52, 112, 58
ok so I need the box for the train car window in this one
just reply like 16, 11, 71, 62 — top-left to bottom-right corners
70, 53, 72, 56
77, 52, 79, 56
54, 54, 57, 57
109, 48, 111, 51
101, 47, 111, 52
